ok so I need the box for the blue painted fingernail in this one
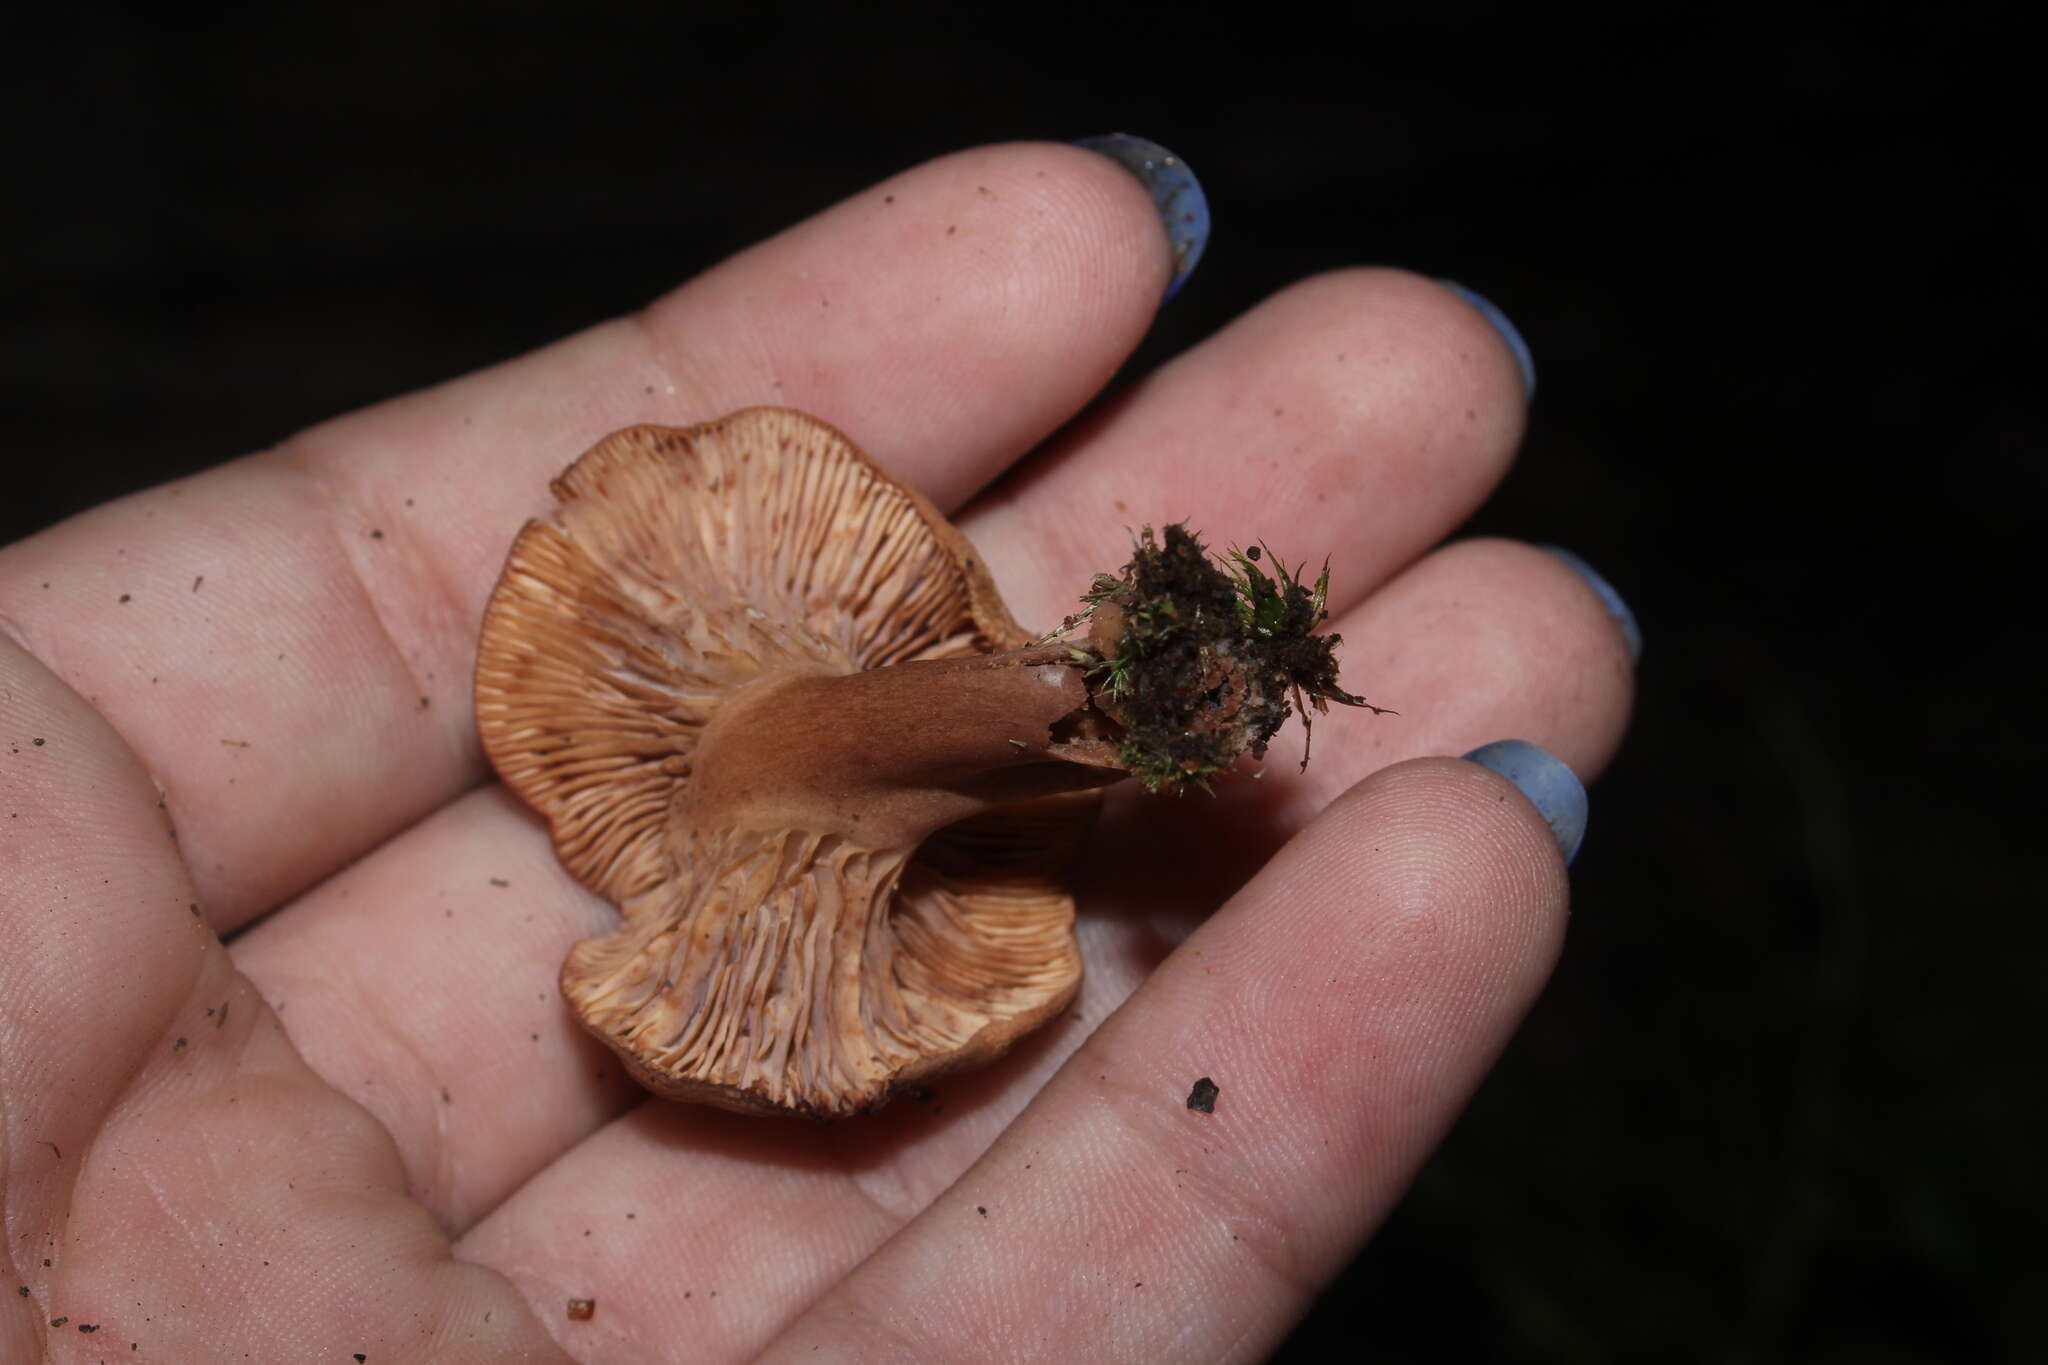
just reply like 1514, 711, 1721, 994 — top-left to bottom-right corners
1462, 739, 1587, 865
1439, 281, 1536, 401
1539, 546, 1642, 663
1073, 133, 1209, 300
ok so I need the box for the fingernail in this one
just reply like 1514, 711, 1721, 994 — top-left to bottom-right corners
1439, 281, 1536, 401
1539, 546, 1642, 663
1073, 133, 1209, 300
1462, 739, 1587, 865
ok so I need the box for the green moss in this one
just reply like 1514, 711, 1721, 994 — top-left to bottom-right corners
1058, 524, 1390, 793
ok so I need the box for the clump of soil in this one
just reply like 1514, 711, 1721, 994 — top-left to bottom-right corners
1060, 524, 1387, 792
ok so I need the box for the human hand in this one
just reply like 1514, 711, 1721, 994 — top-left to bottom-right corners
1, 139, 1633, 1360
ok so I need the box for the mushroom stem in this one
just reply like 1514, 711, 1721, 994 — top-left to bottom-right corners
677, 644, 1127, 849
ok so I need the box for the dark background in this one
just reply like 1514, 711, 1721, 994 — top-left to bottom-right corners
4, 5, 2037, 1361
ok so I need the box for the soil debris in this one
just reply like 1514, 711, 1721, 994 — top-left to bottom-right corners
1057, 525, 1387, 791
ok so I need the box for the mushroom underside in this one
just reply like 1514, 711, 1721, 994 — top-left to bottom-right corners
566, 807, 1087, 1117
476, 409, 1100, 1117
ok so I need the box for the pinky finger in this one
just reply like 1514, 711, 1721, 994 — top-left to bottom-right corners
753, 755, 1572, 1363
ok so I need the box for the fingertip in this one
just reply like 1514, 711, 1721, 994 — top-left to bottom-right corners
1437, 280, 1537, 401
1251, 266, 1531, 485
1460, 740, 1589, 866
986, 137, 1186, 314
1303, 754, 1572, 966
636, 139, 1178, 504
1538, 544, 1642, 664
1070, 133, 1210, 298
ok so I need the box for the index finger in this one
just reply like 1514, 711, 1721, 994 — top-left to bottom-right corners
0, 142, 1174, 930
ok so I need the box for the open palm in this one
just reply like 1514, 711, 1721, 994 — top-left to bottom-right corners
1, 143, 1631, 1361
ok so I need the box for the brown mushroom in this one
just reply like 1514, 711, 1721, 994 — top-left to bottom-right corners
476, 408, 1126, 1118
478, 408, 1381, 1118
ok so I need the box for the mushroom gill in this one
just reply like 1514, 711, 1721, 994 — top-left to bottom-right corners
475, 408, 1115, 1118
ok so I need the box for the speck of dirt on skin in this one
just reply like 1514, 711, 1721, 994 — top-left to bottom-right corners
355, 1355, 367, 1363
118, 593, 130, 603
215, 1000, 229, 1029
489, 877, 509, 887
567, 1298, 595, 1322
78, 1323, 99, 1333
50, 1316, 67, 1328
370, 529, 383, 540
173, 1037, 188, 1054
977, 1206, 987, 1216
32, 738, 44, 746
42, 1141, 60, 1160
1187, 1077, 1219, 1114
14, 1285, 25, 1297
883, 193, 894, 203
192, 575, 204, 592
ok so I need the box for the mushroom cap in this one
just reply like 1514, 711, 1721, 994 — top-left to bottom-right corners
475, 408, 1092, 1117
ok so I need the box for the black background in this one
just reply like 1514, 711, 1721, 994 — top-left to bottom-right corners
4, 4, 2038, 1360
